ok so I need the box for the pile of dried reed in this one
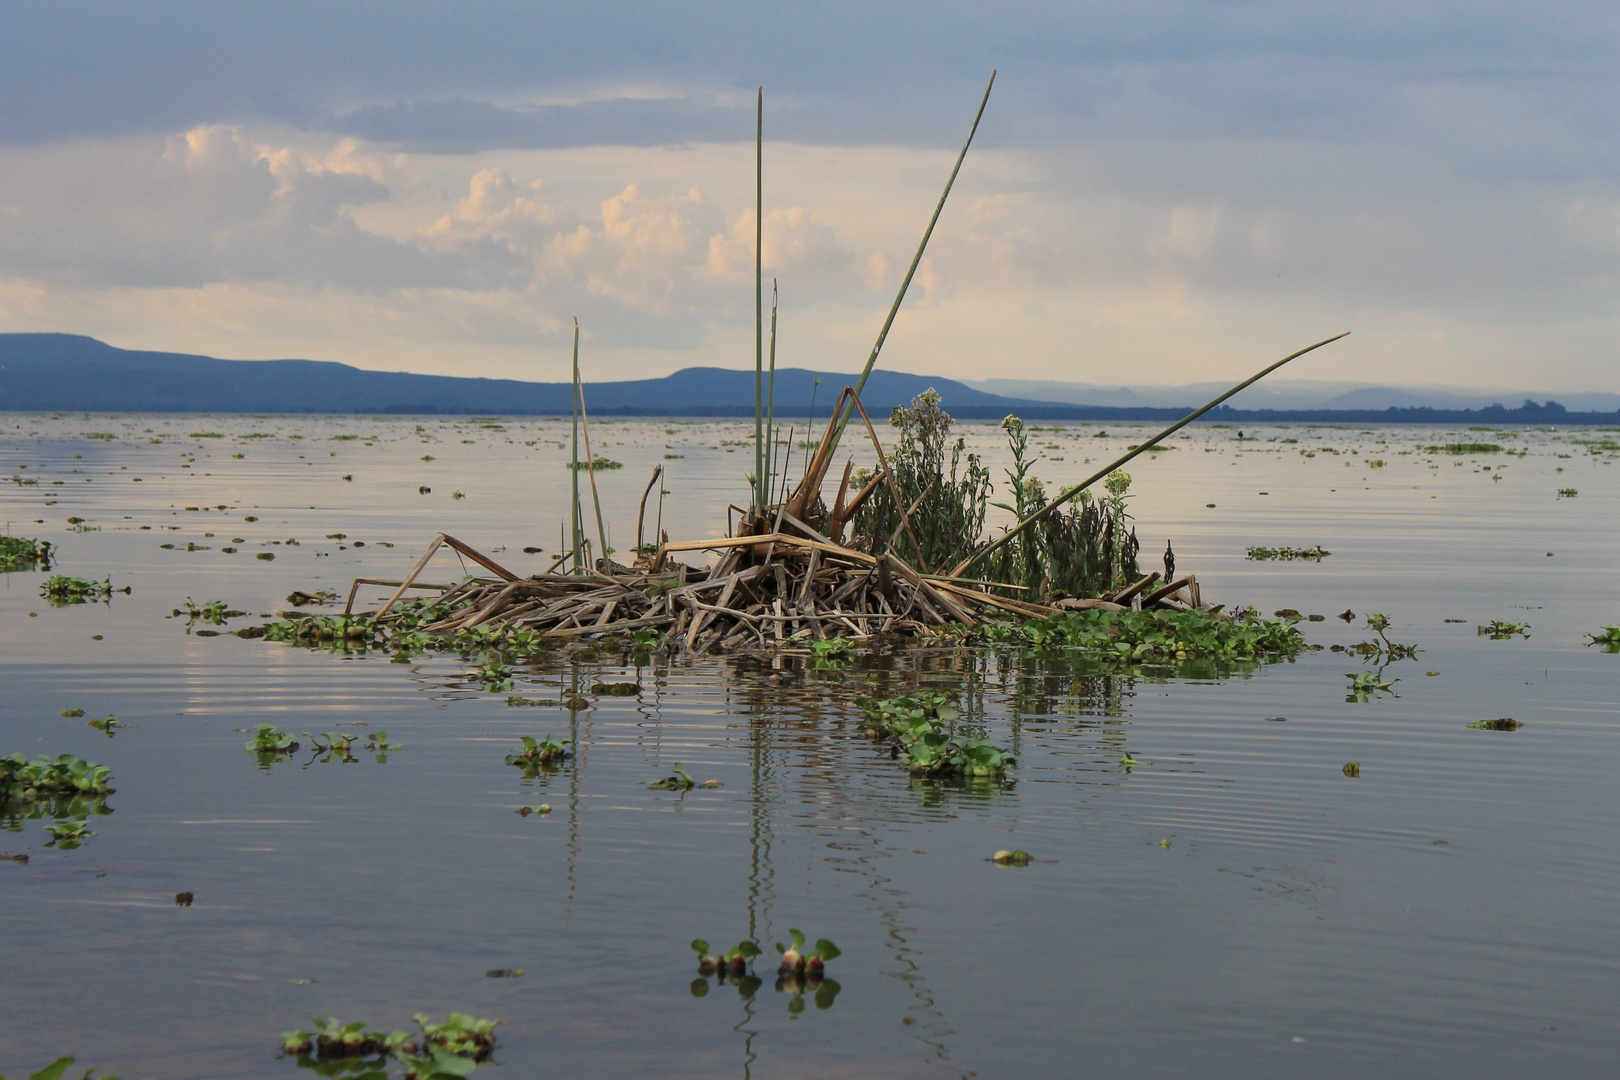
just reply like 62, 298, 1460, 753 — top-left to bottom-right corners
344, 526, 1207, 653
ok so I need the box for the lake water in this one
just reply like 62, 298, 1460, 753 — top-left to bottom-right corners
2, 412, 1618, 1079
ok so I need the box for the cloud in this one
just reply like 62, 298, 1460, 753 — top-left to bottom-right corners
4, 3, 1620, 389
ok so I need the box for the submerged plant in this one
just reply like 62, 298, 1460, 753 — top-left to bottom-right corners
650, 762, 696, 790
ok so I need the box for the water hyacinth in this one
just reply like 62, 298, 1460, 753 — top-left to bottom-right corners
979, 607, 1306, 666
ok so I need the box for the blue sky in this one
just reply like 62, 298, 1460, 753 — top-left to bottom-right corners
1, 1, 1617, 389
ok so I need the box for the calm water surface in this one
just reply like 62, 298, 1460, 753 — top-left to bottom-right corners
2, 413, 1617, 1078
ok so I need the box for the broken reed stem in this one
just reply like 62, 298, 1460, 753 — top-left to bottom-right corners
766, 280, 779, 504
576, 335, 612, 573
637, 464, 663, 553
949, 331, 1352, 578
831, 69, 996, 456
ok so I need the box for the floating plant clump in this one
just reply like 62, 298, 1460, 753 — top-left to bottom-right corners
244, 725, 299, 762
774, 928, 840, 974
856, 693, 1015, 778
1345, 671, 1398, 702
280, 1012, 500, 1079
1587, 626, 1620, 650
1478, 620, 1530, 639
1, 753, 115, 801
175, 597, 248, 624
40, 575, 127, 605
979, 606, 1307, 666
505, 735, 570, 772
0, 535, 52, 572
1245, 545, 1331, 561
650, 763, 696, 790
691, 938, 762, 976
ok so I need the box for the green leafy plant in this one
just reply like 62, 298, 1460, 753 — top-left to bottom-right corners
280, 1012, 498, 1079
855, 692, 1015, 778
1468, 717, 1522, 731
1478, 620, 1530, 639
807, 637, 853, 668
412, 1013, 500, 1062
1586, 626, 1620, 651
244, 724, 299, 757
44, 817, 94, 849
1345, 671, 1398, 702
1, 753, 115, 799
505, 735, 571, 769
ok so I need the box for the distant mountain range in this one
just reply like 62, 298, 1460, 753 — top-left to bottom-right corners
2, 333, 1618, 424
966, 377, 1620, 414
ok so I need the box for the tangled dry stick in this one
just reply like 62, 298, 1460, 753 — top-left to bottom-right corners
344, 531, 1206, 654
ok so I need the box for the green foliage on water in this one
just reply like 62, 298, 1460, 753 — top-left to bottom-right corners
1, 753, 114, 800
281, 1011, 498, 1078
852, 396, 1138, 596
1246, 545, 1331, 561
1424, 442, 1501, 454
0, 535, 52, 572
856, 692, 1015, 778
40, 575, 115, 603
505, 735, 570, 774
978, 607, 1306, 665
650, 762, 696, 790
2, 754, 115, 845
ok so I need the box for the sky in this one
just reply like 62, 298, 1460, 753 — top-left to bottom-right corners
1, 1, 1618, 390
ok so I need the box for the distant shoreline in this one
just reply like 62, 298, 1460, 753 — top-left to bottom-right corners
4, 332, 1617, 424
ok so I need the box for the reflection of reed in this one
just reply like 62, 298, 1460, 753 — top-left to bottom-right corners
563, 668, 589, 917
736, 719, 773, 1079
